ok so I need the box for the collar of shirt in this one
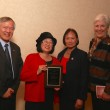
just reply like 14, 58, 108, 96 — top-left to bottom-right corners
0, 38, 11, 53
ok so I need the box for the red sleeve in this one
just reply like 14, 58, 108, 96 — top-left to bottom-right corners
20, 54, 38, 82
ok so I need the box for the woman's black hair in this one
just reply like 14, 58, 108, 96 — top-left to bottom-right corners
63, 28, 79, 46
36, 32, 57, 54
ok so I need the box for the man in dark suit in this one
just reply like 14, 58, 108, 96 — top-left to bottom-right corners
0, 17, 23, 110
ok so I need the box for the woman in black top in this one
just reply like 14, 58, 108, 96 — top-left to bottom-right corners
58, 28, 89, 110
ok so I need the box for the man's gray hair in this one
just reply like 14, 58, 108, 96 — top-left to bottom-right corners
0, 16, 15, 29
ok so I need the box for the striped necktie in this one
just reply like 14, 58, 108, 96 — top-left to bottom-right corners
5, 44, 11, 66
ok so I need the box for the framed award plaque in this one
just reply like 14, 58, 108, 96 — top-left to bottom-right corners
45, 65, 62, 88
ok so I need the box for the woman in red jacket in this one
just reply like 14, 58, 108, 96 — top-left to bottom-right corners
20, 32, 60, 110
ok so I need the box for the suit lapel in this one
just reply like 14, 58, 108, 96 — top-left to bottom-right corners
10, 42, 16, 66
0, 42, 6, 59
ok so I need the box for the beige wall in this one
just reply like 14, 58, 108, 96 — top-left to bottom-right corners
0, 0, 110, 110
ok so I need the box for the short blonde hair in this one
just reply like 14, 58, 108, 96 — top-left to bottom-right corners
94, 14, 110, 28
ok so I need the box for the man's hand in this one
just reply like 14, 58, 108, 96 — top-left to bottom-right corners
2, 88, 14, 98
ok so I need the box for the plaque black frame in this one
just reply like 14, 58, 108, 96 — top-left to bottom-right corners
45, 65, 62, 88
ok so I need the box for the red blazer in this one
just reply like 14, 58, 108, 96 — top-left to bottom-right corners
20, 53, 60, 102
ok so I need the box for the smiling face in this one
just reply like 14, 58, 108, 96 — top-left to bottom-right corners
41, 38, 53, 53
64, 31, 78, 49
0, 20, 15, 42
94, 20, 109, 39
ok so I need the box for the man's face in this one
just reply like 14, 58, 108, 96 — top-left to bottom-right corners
94, 20, 109, 39
0, 20, 15, 42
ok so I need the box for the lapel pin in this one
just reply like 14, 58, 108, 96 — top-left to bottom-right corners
71, 57, 74, 60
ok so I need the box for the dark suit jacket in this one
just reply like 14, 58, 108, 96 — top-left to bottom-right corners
57, 47, 89, 101
0, 41, 23, 97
